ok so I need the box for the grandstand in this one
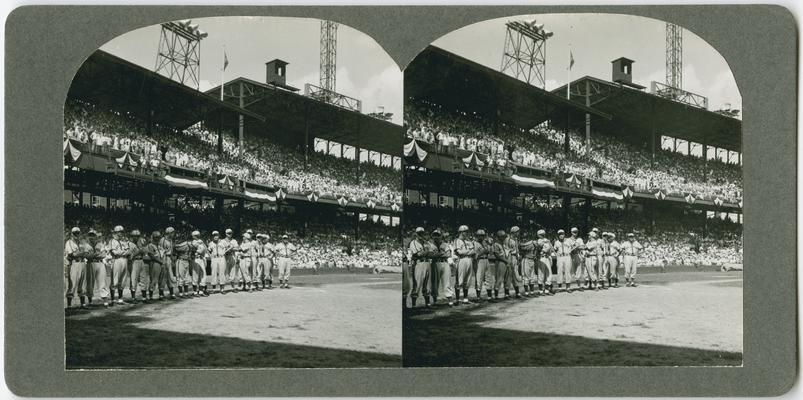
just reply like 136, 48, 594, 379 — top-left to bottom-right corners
403, 45, 742, 266
64, 49, 403, 257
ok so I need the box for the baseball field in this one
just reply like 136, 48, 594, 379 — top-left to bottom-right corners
66, 272, 401, 369
403, 268, 743, 367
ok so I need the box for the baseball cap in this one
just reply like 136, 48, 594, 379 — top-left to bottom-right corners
570, 227, 578, 233
113, 225, 124, 233
476, 229, 486, 236
212, 230, 220, 236
191, 230, 200, 237
88, 228, 98, 236
497, 230, 506, 237
537, 229, 546, 236
589, 231, 597, 238
130, 229, 141, 236
458, 225, 469, 232
152, 231, 162, 238
165, 227, 175, 234
282, 234, 289, 239
244, 232, 251, 239
628, 233, 635, 237
225, 228, 233, 234
557, 229, 565, 234
432, 229, 442, 237
610, 233, 616, 239
70, 227, 81, 234
415, 227, 425, 234
592, 227, 600, 233
510, 226, 520, 233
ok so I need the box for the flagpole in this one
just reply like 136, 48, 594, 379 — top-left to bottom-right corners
220, 45, 225, 101
566, 44, 571, 99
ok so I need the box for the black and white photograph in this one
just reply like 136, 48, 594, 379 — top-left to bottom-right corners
401, 14, 744, 367
62, 16, 403, 368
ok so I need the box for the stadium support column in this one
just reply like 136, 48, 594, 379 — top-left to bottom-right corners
585, 80, 591, 156
564, 111, 571, 154
583, 197, 591, 234
235, 198, 244, 235
304, 102, 310, 165
561, 194, 570, 227
238, 81, 244, 154
217, 112, 223, 155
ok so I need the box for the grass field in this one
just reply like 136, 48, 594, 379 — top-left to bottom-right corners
403, 270, 743, 367
66, 273, 401, 369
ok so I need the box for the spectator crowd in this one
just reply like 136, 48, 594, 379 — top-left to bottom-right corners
64, 99, 401, 205
405, 98, 742, 202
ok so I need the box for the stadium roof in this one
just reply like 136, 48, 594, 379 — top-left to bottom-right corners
206, 77, 402, 155
67, 50, 265, 131
553, 76, 742, 152
404, 45, 611, 128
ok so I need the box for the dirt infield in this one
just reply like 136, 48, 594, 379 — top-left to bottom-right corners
403, 270, 742, 367
66, 273, 401, 368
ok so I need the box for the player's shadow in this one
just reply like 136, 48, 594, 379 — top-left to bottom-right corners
402, 312, 742, 367
66, 307, 401, 368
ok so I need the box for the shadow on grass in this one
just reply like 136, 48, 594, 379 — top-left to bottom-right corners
67, 305, 401, 369
402, 311, 742, 367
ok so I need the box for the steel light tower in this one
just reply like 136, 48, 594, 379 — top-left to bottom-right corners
500, 20, 553, 88
666, 22, 683, 92
320, 20, 338, 94
155, 20, 208, 89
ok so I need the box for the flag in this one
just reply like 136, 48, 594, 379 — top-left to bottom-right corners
685, 193, 696, 204
337, 196, 348, 207
223, 51, 229, 71
569, 50, 575, 70
623, 186, 634, 199
654, 190, 666, 200
714, 197, 724, 206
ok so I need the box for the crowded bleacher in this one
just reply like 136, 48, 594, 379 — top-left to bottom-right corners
405, 98, 742, 202
64, 99, 401, 205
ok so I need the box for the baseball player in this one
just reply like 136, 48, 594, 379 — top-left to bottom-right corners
65, 227, 92, 308
274, 234, 297, 288
247, 231, 263, 291
583, 231, 600, 290
473, 229, 493, 302
593, 228, 608, 289
568, 227, 587, 291
107, 225, 130, 304
554, 229, 573, 293
519, 229, 540, 296
402, 239, 411, 308
144, 231, 164, 300
207, 230, 228, 294
492, 230, 509, 300
86, 229, 110, 307
258, 234, 275, 289
128, 229, 150, 302
238, 232, 255, 292
159, 227, 177, 299
604, 233, 622, 288
621, 232, 643, 287
190, 230, 208, 296
408, 227, 433, 307
430, 229, 453, 306
173, 233, 193, 297
535, 229, 554, 295
504, 226, 523, 299
222, 228, 239, 292
452, 225, 475, 304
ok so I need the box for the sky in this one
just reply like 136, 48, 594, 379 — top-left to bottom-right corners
433, 13, 742, 113
100, 16, 403, 123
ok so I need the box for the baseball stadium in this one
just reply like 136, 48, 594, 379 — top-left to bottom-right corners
402, 16, 743, 367
63, 18, 402, 368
